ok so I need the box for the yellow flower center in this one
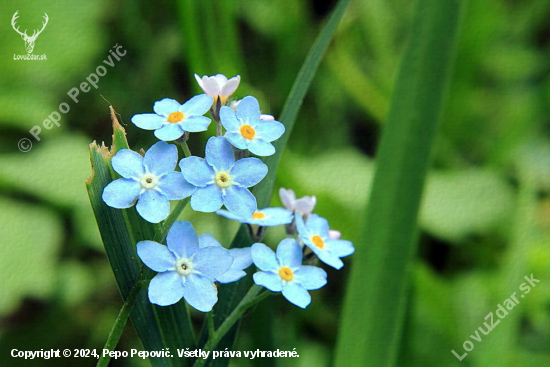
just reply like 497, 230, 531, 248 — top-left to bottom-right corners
214, 171, 232, 188
240, 124, 256, 140
252, 212, 266, 219
311, 235, 325, 249
278, 266, 294, 281
167, 111, 185, 123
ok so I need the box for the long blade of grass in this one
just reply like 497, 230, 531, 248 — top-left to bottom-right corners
195, 0, 353, 365
334, 1, 464, 366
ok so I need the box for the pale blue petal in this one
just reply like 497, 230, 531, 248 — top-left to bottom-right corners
179, 156, 215, 187
276, 239, 302, 268
180, 115, 212, 133
229, 247, 253, 270
153, 98, 181, 116
216, 269, 246, 284
215, 209, 243, 221
102, 179, 141, 208
111, 149, 144, 179
154, 123, 185, 141
282, 282, 311, 308
198, 233, 222, 248
295, 214, 309, 237
144, 141, 178, 175
194, 246, 233, 279
190, 185, 223, 213
166, 221, 199, 259
249, 207, 293, 226
251, 243, 278, 272
180, 94, 213, 115
295, 266, 327, 290
236, 96, 261, 124
306, 214, 330, 236
253, 272, 283, 292
247, 138, 276, 156
148, 271, 184, 306
137, 240, 176, 272
230, 157, 268, 187
182, 274, 217, 312
223, 186, 257, 218
327, 239, 355, 257
255, 120, 285, 142
205, 136, 235, 171
220, 106, 240, 131
136, 190, 170, 223
132, 113, 165, 130
158, 172, 195, 200
313, 248, 344, 270
224, 132, 248, 150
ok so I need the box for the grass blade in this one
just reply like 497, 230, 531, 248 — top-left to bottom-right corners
334, 1, 464, 366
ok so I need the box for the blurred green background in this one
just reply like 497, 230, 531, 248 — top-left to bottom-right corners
1, 0, 550, 366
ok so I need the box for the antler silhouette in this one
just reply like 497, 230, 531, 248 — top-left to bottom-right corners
30, 13, 49, 40
11, 10, 28, 38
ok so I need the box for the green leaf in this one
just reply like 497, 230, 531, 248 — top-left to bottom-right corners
86, 109, 194, 367
335, 1, 465, 366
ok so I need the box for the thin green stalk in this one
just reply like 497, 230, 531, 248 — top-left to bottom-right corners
159, 198, 190, 242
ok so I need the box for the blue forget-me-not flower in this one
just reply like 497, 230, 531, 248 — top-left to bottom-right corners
131, 95, 213, 141
102, 141, 195, 223
216, 207, 293, 227
251, 239, 327, 308
136, 221, 233, 311
220, 96, 285, 156
179, 136, 268, 218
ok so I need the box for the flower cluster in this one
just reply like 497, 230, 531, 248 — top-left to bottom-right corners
101, 73, 354, 312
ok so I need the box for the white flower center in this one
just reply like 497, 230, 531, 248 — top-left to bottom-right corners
214, 171, 232, 189
140, 173, 159, 190
175, 258, 195, 277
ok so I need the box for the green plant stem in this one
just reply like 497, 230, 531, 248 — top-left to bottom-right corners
181, 141, 192, 158
193, 285, 270, 367
159, 197, 190, 242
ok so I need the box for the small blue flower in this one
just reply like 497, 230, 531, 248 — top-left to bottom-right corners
216, 207, 293, 227
137, 221, 234, 311
131, 95, 213, 141
251, 239, 326, 308
220, 96, 285, 156
102, 141, 195, 223
198, 234, 252, 283
179, 136, 268, 218
295, 214, 354, 270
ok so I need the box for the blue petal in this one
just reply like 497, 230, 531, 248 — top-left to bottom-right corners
236, 96, 261, 124
282, 282, 311, 308
194, 246, 233, 279
220, 106, 240, 131
253, 271, 283, 292
198, 233, 222, 248
249, 207, 293, 226
144, 141, 177, 175
148, 271, 184, 306
326, 239, 355, 257
190, 185, 223, 213
230, 157, 268, 187
215, 209, 243, 222
180, 115, 212, 133
181, 274, 218, 312
153, 98, 181, 116
131, 113, 165, 130
255, 120, 285, 142
223, 186, 257, 218
295, 214, 310, 237
166, 221, 199, 259
179, 156, 215, 187
216, 268, 246, 284
180, 94, 213, 115
229, 247, 253, 270
111, 149, 144, 179
154, 123, 185, 141
224, 132, 248, 150
251, 243, 278, 272
306, 214, 330, 236
205, 136, 235, 172
102, 178, 141, 208
295, 266, 327, 290
276, 238, 302, 268
312, 247, 344, 270
136, 190, 170, 223
158, 172, 195, 200
137, 240, 176, 272
247, 138, 276, 156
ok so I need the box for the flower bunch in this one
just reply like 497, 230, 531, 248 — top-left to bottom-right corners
102, 73, 354, 312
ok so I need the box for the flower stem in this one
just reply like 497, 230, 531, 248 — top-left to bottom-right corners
193, 285, 271, 367
158, 197, 190, 243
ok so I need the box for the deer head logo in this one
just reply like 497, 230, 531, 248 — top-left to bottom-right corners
11, 11, 49, 54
